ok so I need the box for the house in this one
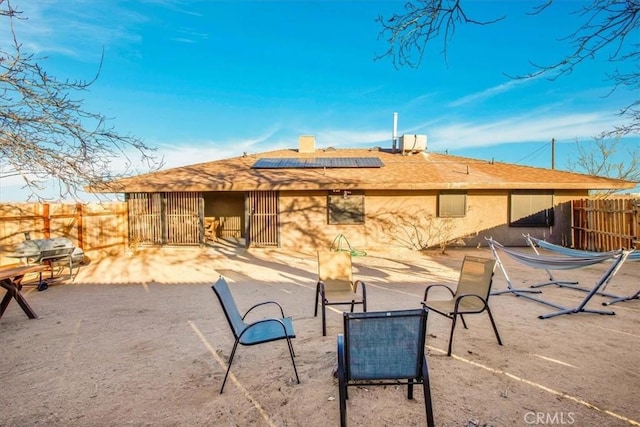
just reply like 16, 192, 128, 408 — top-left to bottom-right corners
89, 135, 636, 250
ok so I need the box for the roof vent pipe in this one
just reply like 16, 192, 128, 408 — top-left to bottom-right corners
392, 112, 398, 153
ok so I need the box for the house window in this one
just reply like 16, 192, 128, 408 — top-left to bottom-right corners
438, 191, 467, 217
510, 191, 554, 227
328, 190, 364, 224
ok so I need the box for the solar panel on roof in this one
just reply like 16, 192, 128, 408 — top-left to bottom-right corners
251, 158, 284, 168
357, 158, 384, 167
252, 157, 384, 169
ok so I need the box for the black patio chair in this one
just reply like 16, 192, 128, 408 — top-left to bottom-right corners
211, 276, 300, 393
337, 308, 435, 427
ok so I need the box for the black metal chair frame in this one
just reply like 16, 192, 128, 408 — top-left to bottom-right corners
211, 276, 300, 393
314, 251, 367, 336
422, 256, 502, 356
337, 308, 435, 427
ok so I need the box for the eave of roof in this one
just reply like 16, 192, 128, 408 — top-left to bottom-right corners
87, 148, 637, 193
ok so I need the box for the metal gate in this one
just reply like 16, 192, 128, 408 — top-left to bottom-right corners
247, 191, 279, 247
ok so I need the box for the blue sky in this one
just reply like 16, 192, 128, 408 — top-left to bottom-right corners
1, 0, 639, 201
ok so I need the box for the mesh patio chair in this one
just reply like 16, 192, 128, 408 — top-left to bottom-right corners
337, 308, 435, 427
422, 255, 502, 356
314, 251, 367, 336
211, 276, 299, 393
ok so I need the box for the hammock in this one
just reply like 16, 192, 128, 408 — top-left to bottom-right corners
490, 238, 619, 270
486, 237, 632, 319
526, 234, 640, 262
524, 234, 639, 306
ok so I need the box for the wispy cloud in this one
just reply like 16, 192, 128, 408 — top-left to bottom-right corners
448, 77, 539, 108
145, 107, 632, 166
402, 92, 439, 111
10, 1, 146, 60
428, 110, 628, 150
145, 126, 284, 170
8, 0, 204, 59
141, 0, 204, 17
170, 28, 209, 44
314, 129, 391, 147
171, 38, 196, 44
136, 126, 391, 172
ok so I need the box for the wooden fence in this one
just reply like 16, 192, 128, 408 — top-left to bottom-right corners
572, 198, 640, 252
0, 202, 128, 267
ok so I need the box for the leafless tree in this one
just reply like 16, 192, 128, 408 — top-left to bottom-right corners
567, 137, 640, 196
0, 1, 162, 201
377, 0, 640, 136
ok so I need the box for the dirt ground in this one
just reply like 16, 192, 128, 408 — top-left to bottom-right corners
1, 241, 639, 427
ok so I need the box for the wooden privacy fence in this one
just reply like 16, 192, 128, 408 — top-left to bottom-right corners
0, 202, 128, 267
572, 198, 640, 252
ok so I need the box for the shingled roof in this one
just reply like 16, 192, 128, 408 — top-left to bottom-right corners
89, 147, 636, 193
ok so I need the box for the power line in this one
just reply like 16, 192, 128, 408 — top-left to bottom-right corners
514, 141, 551, 165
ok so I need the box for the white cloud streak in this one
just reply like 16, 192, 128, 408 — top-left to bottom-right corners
313, 129, 391, 148
10, 1, 146, 59
448, 76, 541, 107
427, 111, 629, 150
145, 108, 633, 165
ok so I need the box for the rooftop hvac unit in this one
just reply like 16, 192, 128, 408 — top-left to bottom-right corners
399, 134, 427, 153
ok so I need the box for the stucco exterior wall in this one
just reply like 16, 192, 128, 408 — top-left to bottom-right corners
278, 189, 588, 251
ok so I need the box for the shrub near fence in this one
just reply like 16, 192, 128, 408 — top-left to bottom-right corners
0, 202, 128, 267
572, 198, 640, 252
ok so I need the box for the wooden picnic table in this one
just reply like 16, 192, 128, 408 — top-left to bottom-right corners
0, 264, 49, 319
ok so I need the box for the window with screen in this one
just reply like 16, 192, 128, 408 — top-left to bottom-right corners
327, 190, 364, 224
510, 191, 554, 227
438, 191, 467, 217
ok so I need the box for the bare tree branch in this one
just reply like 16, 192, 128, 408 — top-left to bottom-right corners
566, 136, 640, 196
0, 0, 163, 201
375, 0, 504, 68
377, 0, 640, 137
516, 2, 639, 78
526, 0, 553, 16
506, 0, 639, 137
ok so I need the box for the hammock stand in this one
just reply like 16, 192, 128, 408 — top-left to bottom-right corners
521, 234, 580, 288
488, 239, 544, 298
524, 234, 639, 307
486, 237, 631, 319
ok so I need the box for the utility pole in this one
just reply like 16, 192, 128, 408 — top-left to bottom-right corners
551, 138, 555, 170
